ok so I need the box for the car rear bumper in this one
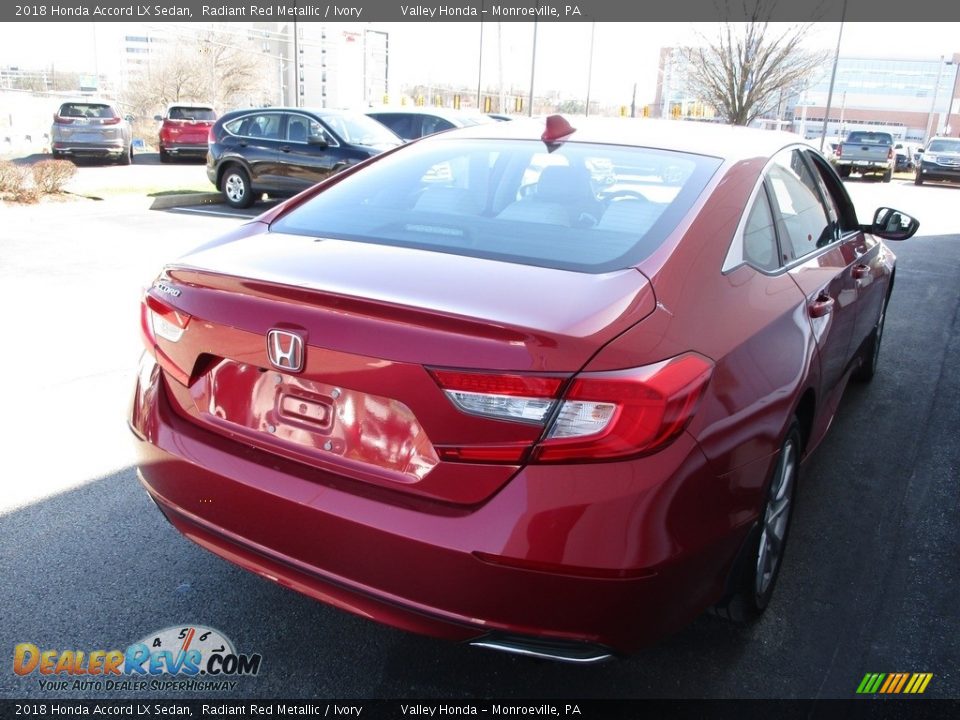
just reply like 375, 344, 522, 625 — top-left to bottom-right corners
52, 141, 126, 157
131, 356, 748, 656
162, 143, 208, 156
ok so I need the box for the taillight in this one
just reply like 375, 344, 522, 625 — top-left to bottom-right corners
208, 126, 216, 143
143, 293, 191, 344
836, 145, 842, 157
429, 353, 713, 464
53, 114, 73, 124
887, 148, 893, 160
430, 370, 562, 423
533, 353, 713, 462
100, 117, 122, 125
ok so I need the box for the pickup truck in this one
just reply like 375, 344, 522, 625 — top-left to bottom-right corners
832, 131, 895, 181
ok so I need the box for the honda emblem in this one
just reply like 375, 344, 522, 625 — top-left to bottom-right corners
266, 330, 305, 372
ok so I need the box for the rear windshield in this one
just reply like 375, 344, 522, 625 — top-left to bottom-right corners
168, 106, 216, 121
845, 132, 892, 145
926, 139, 960, 153
57, 103, 117, 119
270, 139, 721, 273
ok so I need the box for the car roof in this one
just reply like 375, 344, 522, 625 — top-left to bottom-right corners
438, 116, 811, 162
366, 107, 493, 121
167, 103, 214, 109
220, 107, 364, 118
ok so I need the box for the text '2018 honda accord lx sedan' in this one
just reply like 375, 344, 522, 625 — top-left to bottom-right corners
131, 115, 918, 663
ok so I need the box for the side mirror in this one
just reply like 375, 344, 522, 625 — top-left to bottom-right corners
124, 114, 134, 123
307, 133, 328, 147
153, 114, 163, 122
865, 207, 919, 241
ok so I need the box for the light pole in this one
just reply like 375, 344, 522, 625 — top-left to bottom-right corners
585, 23, 596, 117
924, 57, 950, 143
476, 5, 484, 108
528, 20, 538, 117
819, 1, 847, 153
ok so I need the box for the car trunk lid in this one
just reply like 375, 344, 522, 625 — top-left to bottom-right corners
145, 230, 656, 504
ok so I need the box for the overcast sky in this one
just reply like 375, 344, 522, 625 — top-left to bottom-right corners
2, 22, 959, 106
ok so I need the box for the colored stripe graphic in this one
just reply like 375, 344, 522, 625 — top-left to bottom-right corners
857, 672, 932, 694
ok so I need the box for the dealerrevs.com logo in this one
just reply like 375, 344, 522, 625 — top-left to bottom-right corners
13, 625, 262, 692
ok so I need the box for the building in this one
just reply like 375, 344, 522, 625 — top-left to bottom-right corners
794, 55, 960, 142
255, 23, 389, 109
654, 47, 960, 142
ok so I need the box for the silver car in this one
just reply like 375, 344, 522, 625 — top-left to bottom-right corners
51, 100, 133, 164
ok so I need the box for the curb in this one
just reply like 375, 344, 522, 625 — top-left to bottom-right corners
149, 192, 224, 210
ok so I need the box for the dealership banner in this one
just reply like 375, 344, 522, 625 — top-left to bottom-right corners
2, 699, 960, 718
4, 0, 960, 23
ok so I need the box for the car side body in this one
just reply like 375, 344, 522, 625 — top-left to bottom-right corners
134, 117, 917, 662
206, 107, 403, 208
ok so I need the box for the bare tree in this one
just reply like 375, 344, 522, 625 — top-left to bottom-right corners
123, 30, 273, 118
680, 4, 826, 126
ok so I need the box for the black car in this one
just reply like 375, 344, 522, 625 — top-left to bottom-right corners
364, 108, 495, 141
914, 137, 960, 185
207, 107, 402, 208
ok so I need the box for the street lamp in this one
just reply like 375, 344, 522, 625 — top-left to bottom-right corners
924, 57, 956, 143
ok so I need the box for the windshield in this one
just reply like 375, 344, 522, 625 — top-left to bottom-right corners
927, 139, 960, 153
169, 106, 216, 121
58, 103, 117, 119
845, 132, 892, 145
270, 138, 721, 273
322, 113, 402, 147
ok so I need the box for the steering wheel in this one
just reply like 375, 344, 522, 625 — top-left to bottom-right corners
602, 189, 650, 204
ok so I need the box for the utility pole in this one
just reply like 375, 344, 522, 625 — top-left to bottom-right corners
819, 0, 846, 152
585, 23, 595, 117
924, 57, 948, 143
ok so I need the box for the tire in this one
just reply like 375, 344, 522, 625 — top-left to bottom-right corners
221, 165, 255, 209
914, 172, 923, 186
838, 166, 851, 178
159, 148, 171, 164
714, 422, 801, 621
119, 146, 132, 166
881, 169, 892, 183
852, 296, 888, 383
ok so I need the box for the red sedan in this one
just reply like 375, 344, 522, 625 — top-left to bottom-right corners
130, 116, 918, 662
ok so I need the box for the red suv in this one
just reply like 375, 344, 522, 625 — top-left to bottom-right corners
132, 116, 918, 662
155, 105, 216, 163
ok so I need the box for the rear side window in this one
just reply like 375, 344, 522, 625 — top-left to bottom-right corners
270, 139, 721, 273
225, 114, 282, 140
168, 106, 215, 121
768, 149, 835, 261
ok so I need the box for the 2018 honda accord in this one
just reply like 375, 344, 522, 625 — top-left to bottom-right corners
132, 116, 918, 662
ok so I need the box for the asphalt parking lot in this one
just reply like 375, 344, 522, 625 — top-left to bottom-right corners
0, 168, 957, 700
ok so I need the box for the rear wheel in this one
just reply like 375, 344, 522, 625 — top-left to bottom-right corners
914, 172, 923, 185
714, 422, 800, 621
852, 296, 888, 383
159, 148, 171, 164
221, 166, 255, 209
838, 166, 851, 178
881, 169, 892, 183
119, 146, 132, 166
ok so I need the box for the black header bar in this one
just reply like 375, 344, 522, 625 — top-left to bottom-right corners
5, 0, 960, 23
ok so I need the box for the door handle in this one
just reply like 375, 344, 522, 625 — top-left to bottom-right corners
809, 294, 835, 318
280, 145, 291, 153
852, 263, 871, 279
